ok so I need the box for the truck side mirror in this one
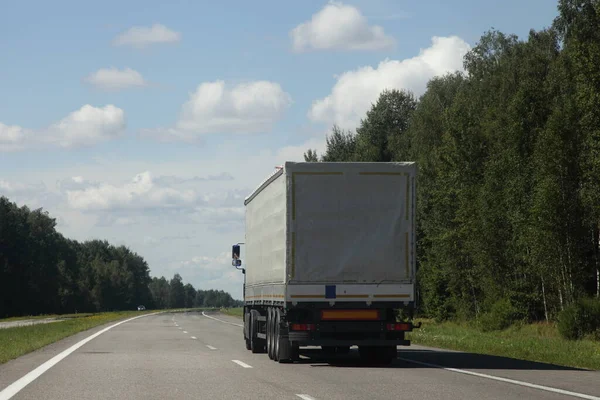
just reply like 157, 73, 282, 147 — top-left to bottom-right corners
232, 244, 241, 260
232, 259, 242, 267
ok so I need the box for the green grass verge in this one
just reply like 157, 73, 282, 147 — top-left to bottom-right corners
216, 308, 599, 370
0, 308, 216, 365
220, 307, 243, 317
407, 319, 600, 371
0, 313, 95, 323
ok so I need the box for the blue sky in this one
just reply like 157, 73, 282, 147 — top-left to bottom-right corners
0, 0, 560, 298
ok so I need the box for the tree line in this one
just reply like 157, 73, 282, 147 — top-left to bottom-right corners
0, 196, 240, 318
149, 274, 242, 309
305, 0, 600, 331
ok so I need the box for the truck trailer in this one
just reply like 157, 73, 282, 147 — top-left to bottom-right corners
231, 161, 419, 364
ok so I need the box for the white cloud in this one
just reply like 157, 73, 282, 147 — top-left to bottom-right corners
0, 105, 126, 152
0, 122, 29, 151
180, 252, 231, 271
112, 24, 181, 49
309, 36, 471, 129
66, 171, 197, 211
143, 236, 160, 246
290, 1, 395, 52
0, 178, 61, 212
142, 80, 292, 141
56, 176, 99, 191
191, 206, 245, 224
200, 189, 248, 208
142, 233, 192, 246
48, 105, 126, 148
56, 176, 99, 193
58, 172, 232, 193
51, 209, 99, 232
85, 67, 147, 91
114, 217, 137, 226
0, 180, 46, 196
63, 171, 248, 234
153, 172, 234, 186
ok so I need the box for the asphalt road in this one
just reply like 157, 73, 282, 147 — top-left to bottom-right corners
1, 311, 599, 400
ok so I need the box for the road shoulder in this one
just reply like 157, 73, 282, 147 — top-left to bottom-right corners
0, 312, 167, 392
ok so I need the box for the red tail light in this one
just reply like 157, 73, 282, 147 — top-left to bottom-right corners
290, 323, 316, 331
386, 323, 411, 331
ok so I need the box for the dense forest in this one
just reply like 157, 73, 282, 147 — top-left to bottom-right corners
305, 0, 600, 336
0, 196, 241, 319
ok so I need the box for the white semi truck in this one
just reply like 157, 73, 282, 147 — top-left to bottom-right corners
231, 161, 419, 364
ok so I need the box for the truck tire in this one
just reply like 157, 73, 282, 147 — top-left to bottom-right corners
244, 312, 251, 350
267, 308, 274, 360
273, 309, 280, 361
250, 310, 265, 354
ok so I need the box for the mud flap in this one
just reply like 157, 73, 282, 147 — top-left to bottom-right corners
277, 334, 293, 363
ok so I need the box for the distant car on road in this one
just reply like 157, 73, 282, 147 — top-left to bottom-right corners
137, 305, 146, 311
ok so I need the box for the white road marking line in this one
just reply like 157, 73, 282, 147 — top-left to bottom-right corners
178, 327, 182, 330
296, 395, 316, 400
183, 331, 188, 334
202, 309, 595, 399
0, 312, 162, 400
232, 360, 253, 368
190, 336, 197, 340
206, 345, 217, 350
398, 358, 600, 400
201, 311, 243, 327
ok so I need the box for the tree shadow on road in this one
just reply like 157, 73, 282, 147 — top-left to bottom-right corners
298, 348, 590, 371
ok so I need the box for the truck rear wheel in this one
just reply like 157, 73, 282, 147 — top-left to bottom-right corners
267, 308, 274, 360
273, 309, 280, 361
244, 312, 251, 350
250, 310, 265, 354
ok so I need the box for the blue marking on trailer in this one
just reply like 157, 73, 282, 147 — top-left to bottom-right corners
325, 285, 336, 299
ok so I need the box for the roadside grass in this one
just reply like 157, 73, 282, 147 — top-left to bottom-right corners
0, 307, 215, 364
0, 313, 94, 322
407, 318, 600, 371
217, 308, 599, 370
220, 307, 243, 317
